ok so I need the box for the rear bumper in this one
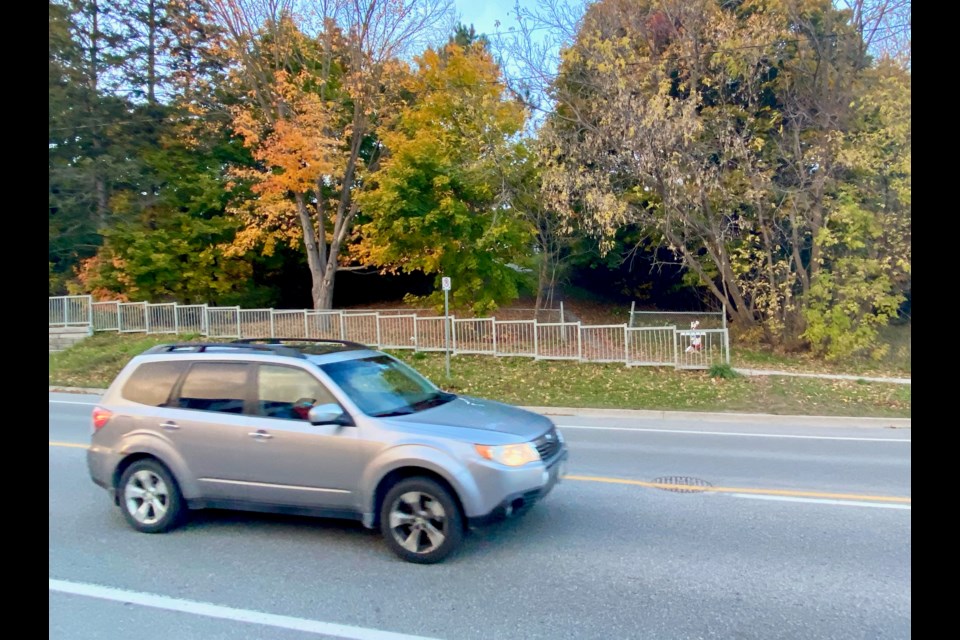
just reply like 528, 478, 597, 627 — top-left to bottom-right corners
469, 449, 568, 527
87, 445, 120, 496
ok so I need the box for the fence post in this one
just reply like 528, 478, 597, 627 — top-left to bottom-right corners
560, 301, 564, 324
144, 302, 151, 334
673, 327, 680, 369
339, 313, 346, 340
413, 317, 419, 351
724, 329, 731, 365
236, 308, 241, 338
629, 300, 635, 328
450, 316, 457, 354
375, 312, 382, 348
533, 319, 539, 360
269, 310, 275, 338
87, 295, 93, 327
174, 303, 179, 335
576, 322, 582, 361
723, 303, 727, 330
623, 325, 629, 365
303, 310, 308, 338
64, 299, 70, 326
491, 317, 497, 356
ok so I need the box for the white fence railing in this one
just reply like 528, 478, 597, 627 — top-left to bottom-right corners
626, 326, 677, 366
92, 301, 120, 332
49, 295, 93, 328
49, 296, 730, 369
675, 328, 730, 370
493, 320, 536, 357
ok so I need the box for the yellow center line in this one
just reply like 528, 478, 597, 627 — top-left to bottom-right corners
49, 442, 910, 505
49, 441, 89, 449
565, 474, 911, 504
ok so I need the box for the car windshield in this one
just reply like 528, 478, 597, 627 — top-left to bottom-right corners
320, 355, 456, 417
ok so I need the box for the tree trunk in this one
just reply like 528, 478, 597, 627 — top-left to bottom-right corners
88, 0, 109, 226
147, 0, 157, 105
316, 267, 336, 310
310, 104, 366, 310
295, 193, 327, 310
534, 256, 547, 311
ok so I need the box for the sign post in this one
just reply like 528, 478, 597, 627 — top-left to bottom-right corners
442, 277, 451, 379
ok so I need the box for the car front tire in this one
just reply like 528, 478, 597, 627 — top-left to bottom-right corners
380, 477, 464, 564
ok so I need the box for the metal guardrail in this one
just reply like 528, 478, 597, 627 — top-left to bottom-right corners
50, 297, 730, 368
629, 301, 727, 330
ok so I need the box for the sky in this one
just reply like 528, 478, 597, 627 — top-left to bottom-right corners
451, 0, 576, 125
452, 0, 520, 38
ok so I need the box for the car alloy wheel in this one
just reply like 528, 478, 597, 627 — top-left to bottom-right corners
118, 459, 185, 533
380, 477, 463, 563
125, 469, 170, 525
389, 491, 448, 554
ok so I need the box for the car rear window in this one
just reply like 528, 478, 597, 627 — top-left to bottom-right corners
176, 362, 249, 414
122, 361, 188, 406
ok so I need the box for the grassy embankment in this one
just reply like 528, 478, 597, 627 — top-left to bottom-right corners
49, 333, 910, 418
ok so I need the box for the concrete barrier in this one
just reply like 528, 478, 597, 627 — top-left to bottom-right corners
49, 326, 92, 352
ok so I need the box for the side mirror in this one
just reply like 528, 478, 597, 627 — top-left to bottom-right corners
307, 403, 350, 426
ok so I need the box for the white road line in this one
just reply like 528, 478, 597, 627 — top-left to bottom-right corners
557, 425, 911, 442
49, 400, 97, 406
49, 579, 442, 640
730, 493, 911, 510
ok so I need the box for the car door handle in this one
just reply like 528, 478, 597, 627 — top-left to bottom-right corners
160, 421, 180, 431
249, 431, 273, 440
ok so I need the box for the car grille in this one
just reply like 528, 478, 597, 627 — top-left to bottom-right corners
534, 427, 561, 460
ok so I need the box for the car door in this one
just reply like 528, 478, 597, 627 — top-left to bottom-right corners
161, 360, 260, 502
234, 363, 362, 511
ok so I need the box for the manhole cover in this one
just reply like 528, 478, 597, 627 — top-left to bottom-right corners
651, 476, 713, 493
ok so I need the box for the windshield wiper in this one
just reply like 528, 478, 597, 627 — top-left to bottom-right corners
409, 391, 457, 412
372, 407, 415, 417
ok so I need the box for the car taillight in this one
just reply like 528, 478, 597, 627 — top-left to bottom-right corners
92, 407, 113, 430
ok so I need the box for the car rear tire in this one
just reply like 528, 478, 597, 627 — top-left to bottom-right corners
380, 477, 463, 564
118, 459, 185, 534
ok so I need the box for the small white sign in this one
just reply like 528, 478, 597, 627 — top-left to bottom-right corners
441, 277, 451, 291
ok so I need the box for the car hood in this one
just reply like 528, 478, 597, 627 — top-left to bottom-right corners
384, 395, 552, 441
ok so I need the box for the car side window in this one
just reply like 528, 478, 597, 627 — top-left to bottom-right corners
122, 361, 188, 406
176, 363, 249, 414
255, 365, 337, 421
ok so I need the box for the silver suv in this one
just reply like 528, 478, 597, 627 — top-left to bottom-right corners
87, 339, 568, 563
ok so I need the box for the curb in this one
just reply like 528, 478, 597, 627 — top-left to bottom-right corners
733, 368, 911, 385
50, 386, 108, 395
50, 386, 910, 429
521, 406, 910, 429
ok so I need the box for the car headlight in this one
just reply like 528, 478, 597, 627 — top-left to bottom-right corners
474, 442, 541, 466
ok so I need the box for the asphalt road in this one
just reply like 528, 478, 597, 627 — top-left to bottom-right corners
50, 392, 911, 640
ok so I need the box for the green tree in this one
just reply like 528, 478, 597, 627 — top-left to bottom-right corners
538, 0, 909, 353
356, 41, 532, 314
802, 60, 911, 359
64, 0, 287, 306
211, 0, 454, 310
49, 0, 134, 290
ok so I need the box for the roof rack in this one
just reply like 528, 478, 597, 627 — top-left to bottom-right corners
143, 342, 306, 358
232, 338, 369, 352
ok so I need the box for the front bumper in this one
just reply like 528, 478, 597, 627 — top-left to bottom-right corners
469, 449, 568, 527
